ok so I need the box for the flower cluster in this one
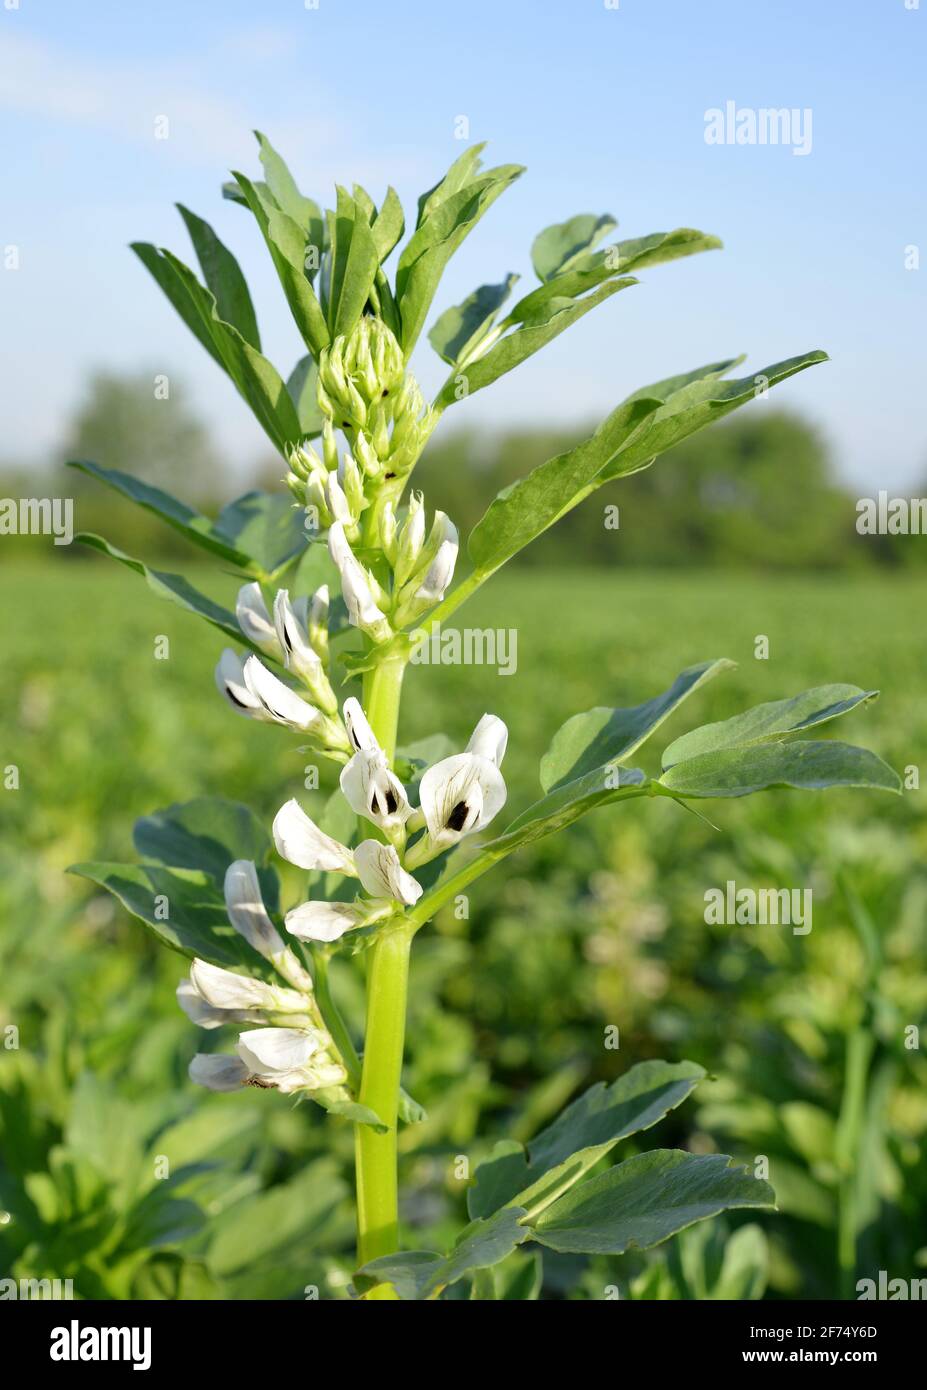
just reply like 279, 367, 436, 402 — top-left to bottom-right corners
285, 316, 435, 539
215, 581, 353, 759
184, 860, 349, 1096
192, 309, 502, 1105
272, 700, 508, 942
184, 707, 508, 1097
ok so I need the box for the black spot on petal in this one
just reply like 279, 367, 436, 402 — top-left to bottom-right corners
446, 800, 470, 832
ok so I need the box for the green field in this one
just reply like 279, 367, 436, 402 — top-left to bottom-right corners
1, 560, 925, 1299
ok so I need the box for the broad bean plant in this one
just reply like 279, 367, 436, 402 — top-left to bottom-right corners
71, 139, 900, 1300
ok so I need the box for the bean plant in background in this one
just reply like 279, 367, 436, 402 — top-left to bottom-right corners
69, 139, 901, 1300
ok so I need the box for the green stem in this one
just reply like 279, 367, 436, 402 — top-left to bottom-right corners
354, 918, 414, 1282
835, 1027, 874, 1299
312, 948, 362, 1090
352, 651, 410, 1295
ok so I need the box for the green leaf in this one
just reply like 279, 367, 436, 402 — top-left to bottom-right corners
313, 1095, 387, 1132
397, 158, 524, 355
325, 186, 381, 338
134, 243, 302, 452
364, 183, 405, 263
511, 229, 720, 333
414, 142, 488, 225
356, 1206, 530, 1300
428, 273, 519, 365
597, 349, 829, 483
662, 684, 879, 769
286, 355, 324, 437
659, 740, 902, 799
231, 171, 329, 358
467, 393, 660, 580
541, 660, 734, 793
133, 799, 274, 886
490, 766, 650, 852
176, 204, 261, 349
531, 211, 617, 281
74, 534, 251, 645
254, 130, 325, 256
434, 276, 636, 409
159, 248, 303, 452
208, 1158, 348, 1275
530, 1150, 775, 1254
67, 862, 269, 971
212, 490, 307, 578
468, 1060, 706, 1220
131, 240, 227, 370
66, 460, 253, 569
459, 350, 825, 588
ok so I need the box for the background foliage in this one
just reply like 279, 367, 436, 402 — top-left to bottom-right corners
1, 527, 923, 1297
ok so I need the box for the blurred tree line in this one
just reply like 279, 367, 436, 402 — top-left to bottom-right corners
0, 369, 922, 568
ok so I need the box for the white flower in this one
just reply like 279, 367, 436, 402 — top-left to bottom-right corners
414, 540, 457, 605
272, 798, 357, 875
223, 859, 286, 959
237, 1027, 346, 1093
215, 648, 266, 719
393, 493, 426, 588
328, 520, 391, 643
188, 958, 306, 1015
236, 582, 283, 657
223, 859, 313, 993
415, 715, 508, 851
414, 516, 458, 603
466, 713, 509, 767
239, 654, 322, 731
189, 1053, 250, 1091
177, 978, 258, 1030
342, 696, 378, 752
354, 839, 422, 906
273, 589, 324, 687
325, 470, 353, 526
340, 749, 412, 833
285, 899, 369, 943
308, 584, 330, 652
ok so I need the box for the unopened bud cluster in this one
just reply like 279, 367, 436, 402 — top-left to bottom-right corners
285, 316, 435, 538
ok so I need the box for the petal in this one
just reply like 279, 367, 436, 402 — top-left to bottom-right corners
340, 750, 411, 830
215, 648, 264, 717
242, 655, 319, 730
188, 1053, 250, 1091
328, 521, 389, 636
285, 899, 367, 943
272, 798, 356, 874
237, 1026, 323, 1076
273, 589, 322, 681
223, 860, 286, 959
190, 959, 305, 1014
236, 582, 280, 653
466, 713, 509, 768
342, 696, 378, 752
419, 752, 507, 842
415, 535, 458, 602
354, 839, 423, 906
177, 978, 227, 1029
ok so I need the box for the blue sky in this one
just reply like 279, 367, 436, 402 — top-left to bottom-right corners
3, 0, 925, 489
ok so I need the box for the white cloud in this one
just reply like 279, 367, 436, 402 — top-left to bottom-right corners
0, 29, 419, 187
